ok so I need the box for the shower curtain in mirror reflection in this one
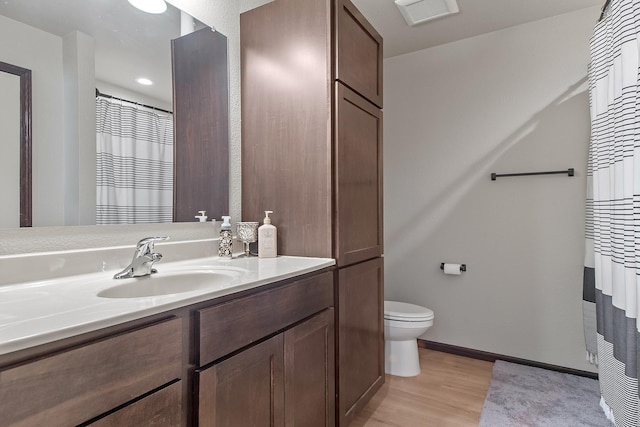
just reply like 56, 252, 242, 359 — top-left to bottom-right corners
585, 0, 640, 425
96, 97, 173, 224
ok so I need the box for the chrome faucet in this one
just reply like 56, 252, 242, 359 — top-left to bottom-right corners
113, 236, 169, 279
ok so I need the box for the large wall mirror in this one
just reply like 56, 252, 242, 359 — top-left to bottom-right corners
0, 0, 230, 228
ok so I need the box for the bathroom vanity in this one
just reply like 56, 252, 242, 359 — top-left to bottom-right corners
0, 247, 335, 427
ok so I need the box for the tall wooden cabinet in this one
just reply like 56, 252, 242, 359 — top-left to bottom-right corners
241, 0, 383, 425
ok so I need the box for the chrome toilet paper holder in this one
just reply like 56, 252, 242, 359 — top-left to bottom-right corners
440, 263, 466, 272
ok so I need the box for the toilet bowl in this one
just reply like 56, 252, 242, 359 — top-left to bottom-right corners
384, 300, 434, 377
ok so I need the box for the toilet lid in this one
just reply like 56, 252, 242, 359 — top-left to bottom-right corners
384, 301, 434, 321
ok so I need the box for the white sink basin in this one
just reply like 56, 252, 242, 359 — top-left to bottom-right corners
97, 269, 243, 298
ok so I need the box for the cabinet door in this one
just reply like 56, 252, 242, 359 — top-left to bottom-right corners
197, 334, 285, 427
284, 309, 335, 427
337, 258, 384, 426
335, 83, 383, 267
335, 0, 383, 107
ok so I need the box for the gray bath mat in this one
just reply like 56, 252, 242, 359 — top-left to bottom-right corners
479, 360, 611, 426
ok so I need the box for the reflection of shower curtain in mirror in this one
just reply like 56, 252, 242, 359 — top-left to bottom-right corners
96, 97, 173, 224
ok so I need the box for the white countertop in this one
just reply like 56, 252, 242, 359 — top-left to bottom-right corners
0, 255, 335, 356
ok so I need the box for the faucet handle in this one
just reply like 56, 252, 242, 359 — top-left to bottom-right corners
136, 236, 169, 255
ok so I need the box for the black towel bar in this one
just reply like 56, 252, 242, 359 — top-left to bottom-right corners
491, 168, 574, 181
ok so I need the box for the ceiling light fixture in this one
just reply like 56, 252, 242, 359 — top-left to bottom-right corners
127, 0, 167, 14
136, 78, 154, 86
395, 0, 459, 26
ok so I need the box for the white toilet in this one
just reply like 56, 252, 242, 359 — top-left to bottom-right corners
384, 300, 434, 377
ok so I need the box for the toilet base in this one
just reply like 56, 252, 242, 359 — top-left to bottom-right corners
385, 338, 421, 377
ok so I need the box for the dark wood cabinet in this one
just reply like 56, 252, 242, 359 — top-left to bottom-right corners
284, 309, 335, 427
241, 0, 384, 425
196, 309, 335, 427
0, 318, 183, 427
87, 382, 183, 427
195, 272, 335, 426
240, 0, 333, 260
335, 0, 383, 108
335, 84, 383, 267
0, 269, 334, 427
337, 258, 384, 425
197, 272, 334, 365
197, 335, 285, 427
241, 0, 383, 265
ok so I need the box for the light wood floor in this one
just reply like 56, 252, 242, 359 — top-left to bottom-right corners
350, 349, 494, 427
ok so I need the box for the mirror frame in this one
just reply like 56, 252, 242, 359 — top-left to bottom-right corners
0, 61, 32, 227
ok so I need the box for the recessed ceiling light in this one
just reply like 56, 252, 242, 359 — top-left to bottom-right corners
128, 0, 167, 14
136, 78, 154, 86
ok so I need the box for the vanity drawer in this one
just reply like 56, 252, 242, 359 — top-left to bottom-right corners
0, 317, 183, 427
87, 381, 182, 427
198, 271, 333, 365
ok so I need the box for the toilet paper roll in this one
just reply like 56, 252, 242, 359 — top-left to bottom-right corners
443, 263, 462, 275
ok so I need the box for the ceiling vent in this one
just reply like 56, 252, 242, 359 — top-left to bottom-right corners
394, 0, 459, 26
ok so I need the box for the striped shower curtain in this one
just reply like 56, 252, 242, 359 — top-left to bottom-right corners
96, 96, 174, 224
585, 0, 640, 425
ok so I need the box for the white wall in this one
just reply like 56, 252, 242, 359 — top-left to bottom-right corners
0, 14, 66, 226
63, 31, 96, 226
384, 6, 599, 371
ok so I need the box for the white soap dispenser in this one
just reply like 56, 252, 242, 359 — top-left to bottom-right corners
195, 210, 208, 222
258, 211, 277, 258
218, 216, 233, 259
